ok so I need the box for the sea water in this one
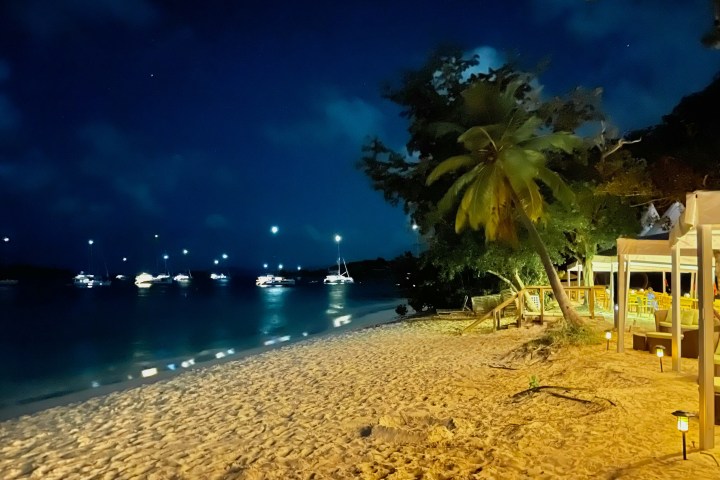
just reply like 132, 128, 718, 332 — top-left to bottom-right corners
0, 277, 402, 417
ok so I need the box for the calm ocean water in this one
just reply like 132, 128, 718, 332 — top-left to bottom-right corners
0, 276, 402, 416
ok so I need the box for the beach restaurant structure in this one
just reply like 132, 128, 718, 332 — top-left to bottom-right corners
613, 191, 720, 450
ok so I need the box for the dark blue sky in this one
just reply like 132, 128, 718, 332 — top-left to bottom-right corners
0, 0, 718, 273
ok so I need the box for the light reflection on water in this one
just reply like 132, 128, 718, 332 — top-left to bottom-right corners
259, 286, 290, 335
326, 283, 348, 314
0, 279, 400, 414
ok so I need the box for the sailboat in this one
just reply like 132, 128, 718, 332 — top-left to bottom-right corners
324, 258, 354, 285
74, 239, 111, 288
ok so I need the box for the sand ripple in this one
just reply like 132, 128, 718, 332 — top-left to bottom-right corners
1, 319, 720, 479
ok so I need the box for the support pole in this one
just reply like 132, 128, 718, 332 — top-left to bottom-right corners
697, 224, 715, 449
671, 246, 682, 372
617, 253, 626, 352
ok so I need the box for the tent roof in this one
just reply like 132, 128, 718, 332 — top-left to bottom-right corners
670, 191, 720, 249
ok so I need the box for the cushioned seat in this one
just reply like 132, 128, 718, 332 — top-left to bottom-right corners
646, 331, 682, 356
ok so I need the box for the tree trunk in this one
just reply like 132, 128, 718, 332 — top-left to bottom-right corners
487, 270, 517, 292
583, 254, 595, 287
514, 198, 584, 327
514, 270, 540, 312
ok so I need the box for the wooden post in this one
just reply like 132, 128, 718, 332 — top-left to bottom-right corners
671, 246, 681, 372
589, 287, 595, 319
617, 254, 626, 352
698, 225, 715, 449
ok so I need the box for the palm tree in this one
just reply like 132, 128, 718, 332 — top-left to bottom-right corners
426, 80, 584, 327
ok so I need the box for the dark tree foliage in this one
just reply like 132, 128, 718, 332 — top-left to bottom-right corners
627, 72, 720, 207
359, 46, 641, 308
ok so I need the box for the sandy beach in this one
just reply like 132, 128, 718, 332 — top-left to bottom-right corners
2, 316, 720, 479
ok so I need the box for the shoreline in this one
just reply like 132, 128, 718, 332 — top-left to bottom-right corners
0, 304, 404, 422
3, 317, 719, 479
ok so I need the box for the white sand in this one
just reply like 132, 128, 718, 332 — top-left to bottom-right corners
1, 317, 720, 479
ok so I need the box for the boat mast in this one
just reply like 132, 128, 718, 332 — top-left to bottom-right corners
334, 234, 342, 275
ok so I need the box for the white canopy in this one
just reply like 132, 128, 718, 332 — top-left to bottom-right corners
616, 190, 720, 449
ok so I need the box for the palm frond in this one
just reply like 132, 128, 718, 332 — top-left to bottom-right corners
436, 164, 484, 214
510, 116, 544, 143
457, 126, 500, 152
462, 82, 517, 124
511, 177, 544, 222
536, 165, 576, 206
498, 147, 539, 182
521, 132, 582, 153
426, 155, 474, 185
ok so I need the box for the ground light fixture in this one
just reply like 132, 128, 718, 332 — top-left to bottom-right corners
604, 330, 612, 350
656, 345, 666, 372
671, 410, 693, 460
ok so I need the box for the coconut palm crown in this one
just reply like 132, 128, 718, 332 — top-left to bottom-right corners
427, 80, 582, 245
427, 79, 584, 327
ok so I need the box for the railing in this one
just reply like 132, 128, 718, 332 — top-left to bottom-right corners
463, 285, 611, 333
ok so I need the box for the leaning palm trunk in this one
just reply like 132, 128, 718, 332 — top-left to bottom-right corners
513, 193, 584, 327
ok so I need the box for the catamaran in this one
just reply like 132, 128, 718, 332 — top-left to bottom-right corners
256, 274, 295, 287
73, 272, 111, 288
134, 272, 172, 287
323, 258, 354, 285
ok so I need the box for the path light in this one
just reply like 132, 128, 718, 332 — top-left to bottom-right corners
605, 330, 612, 350
656, 345, 666, 372
672, 410, 693, 460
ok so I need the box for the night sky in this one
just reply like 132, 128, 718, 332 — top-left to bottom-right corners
1, 1, 718, 274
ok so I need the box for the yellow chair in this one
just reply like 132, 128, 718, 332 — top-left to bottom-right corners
680, 297, 698, 310
657, 293, 671, 311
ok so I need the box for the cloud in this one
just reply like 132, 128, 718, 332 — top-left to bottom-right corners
531, 0, 718, 131
205, 214, 231, 230
465, 46, 505, 75
0, 152, 57, 193
10, 0, 157, 37
303, 224, 329, 243
264, 95, 385, 149
112, 178, 163, 215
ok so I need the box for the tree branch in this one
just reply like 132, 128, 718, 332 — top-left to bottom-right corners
600, 138, 642, 160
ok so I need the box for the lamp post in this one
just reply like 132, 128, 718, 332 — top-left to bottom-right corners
672, 410, 692, 460
163, 254, 169, 274
605, 330, 612, 350
656, 345, 666, 372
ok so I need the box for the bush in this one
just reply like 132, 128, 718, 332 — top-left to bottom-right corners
395, 304, 408, 316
